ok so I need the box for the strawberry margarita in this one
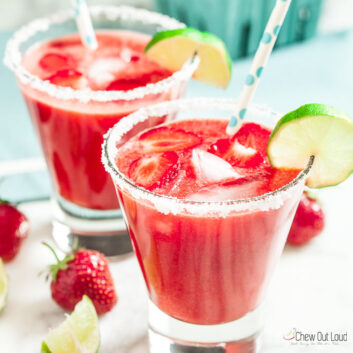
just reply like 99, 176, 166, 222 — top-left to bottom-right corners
103, 98, 313, 347
5, 6, 194, 255
114, 118, 300, 324
5, 6, 194, 216
20, 30, 179, 211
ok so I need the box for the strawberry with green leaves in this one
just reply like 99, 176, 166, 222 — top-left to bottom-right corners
43, 243, 117, 315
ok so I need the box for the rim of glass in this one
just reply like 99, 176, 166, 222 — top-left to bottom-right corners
102, 97, 314, 214
3, 5, 197, 103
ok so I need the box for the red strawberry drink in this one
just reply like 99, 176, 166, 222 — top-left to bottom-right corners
5, 6, 194, 255
5, 7, 194, 214
103, 98, 313, 348
21, 30, 176, 211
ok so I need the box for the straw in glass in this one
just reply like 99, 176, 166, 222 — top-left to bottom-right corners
72, 0, 98, 50
226, 0, 292, 136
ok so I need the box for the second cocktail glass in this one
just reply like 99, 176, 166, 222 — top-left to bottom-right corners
4, 6, 196, 256
103, 98, 313, 352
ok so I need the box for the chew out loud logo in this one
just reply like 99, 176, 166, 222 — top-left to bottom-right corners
283, 328, 348, 345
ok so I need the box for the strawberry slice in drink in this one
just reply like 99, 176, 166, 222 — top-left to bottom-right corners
106, 70, 171, 91
208, 123, 271, 168
139, 127, 202, 153
49, 38, 81, 49
106, 77, 148, 91
128, 151, 179, 189
46, 69, 87, 89
234, 122, 271, 155
209, 138, 263, 169
39, 53, 73, 71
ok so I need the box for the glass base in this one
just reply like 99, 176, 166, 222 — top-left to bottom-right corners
57, 195, 122, 219
148, 301, 264, 353
51, 198, 132, 259
149, 330, 261, 353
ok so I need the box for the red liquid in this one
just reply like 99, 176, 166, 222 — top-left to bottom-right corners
114, 120, 302, 324
21, 31, 182, 210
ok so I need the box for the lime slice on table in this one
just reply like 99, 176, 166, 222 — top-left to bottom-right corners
0, 258, 9, 312
41, 296, 100, 353
267, 103, 353, 188
145, 28, 232, 88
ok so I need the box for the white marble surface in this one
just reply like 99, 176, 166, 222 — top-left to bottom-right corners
1, 178, 352, 353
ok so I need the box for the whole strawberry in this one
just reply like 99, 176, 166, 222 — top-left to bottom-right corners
287, 191, 325, 246
0, 201, 29, 262
44, 243, 117, 314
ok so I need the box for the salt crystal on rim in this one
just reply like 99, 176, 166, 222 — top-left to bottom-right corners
102, 97, 314, 217
4, 5, 197, 103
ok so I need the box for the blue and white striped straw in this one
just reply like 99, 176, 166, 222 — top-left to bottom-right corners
226, 0, 292, 136
72, 0, 98, 50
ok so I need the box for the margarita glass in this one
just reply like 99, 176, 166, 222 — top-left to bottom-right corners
103, 98, 313, 352
4, 6, 196, 256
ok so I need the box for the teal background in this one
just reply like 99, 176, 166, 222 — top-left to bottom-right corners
155, 0, 323, 59
1, 29, 353, 203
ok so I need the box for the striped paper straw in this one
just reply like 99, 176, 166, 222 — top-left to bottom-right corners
226, 0, 292, 136
72, 0, 98, 50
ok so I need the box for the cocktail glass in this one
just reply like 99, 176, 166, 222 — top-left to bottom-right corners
103, 98, 313, 352
4, 5, 196, 257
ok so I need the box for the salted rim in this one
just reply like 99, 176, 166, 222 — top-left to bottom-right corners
3, 5, 197, 103
102, 97, 314, 216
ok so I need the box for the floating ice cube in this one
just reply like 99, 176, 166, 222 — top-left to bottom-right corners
88, 58, 127, 88
192, 149, 242, 185
232, 141, 257, 156
187, 180, 263, 202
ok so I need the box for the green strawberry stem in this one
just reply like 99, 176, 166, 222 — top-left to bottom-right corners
0, 199, 21, 208
42, 242, 74, 281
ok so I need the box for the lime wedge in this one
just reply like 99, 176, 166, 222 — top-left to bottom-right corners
268, 103, 353, 188
145, 28, 232, 88
41, 342, 51, 353
42, 296, 100, 353
0, 258, 9, 313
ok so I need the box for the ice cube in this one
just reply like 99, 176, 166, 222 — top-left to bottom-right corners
119, 48, 141, 63
88, 58, 127, 88
232, 141, 257, 156
120, 48, 132, 63
192, 149, 242, 185
187, 180, 263, 202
